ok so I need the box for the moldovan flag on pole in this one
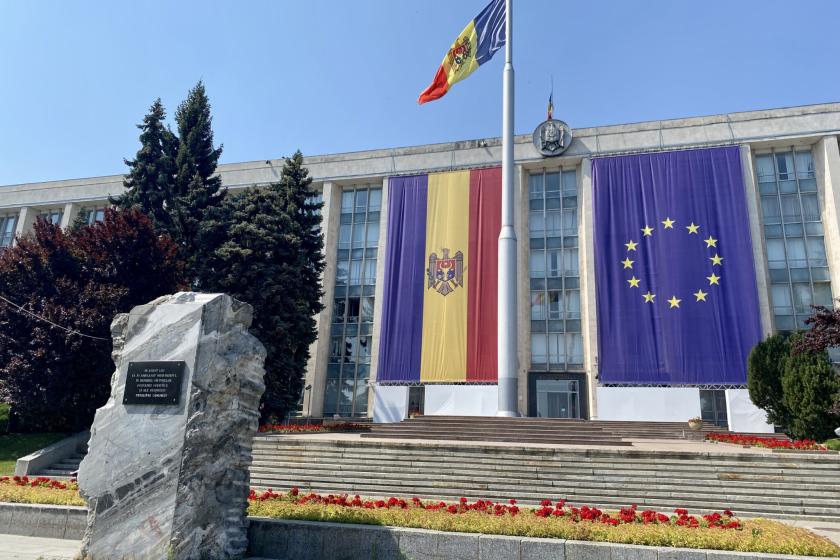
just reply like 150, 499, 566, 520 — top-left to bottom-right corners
377, 168, 502, 382
418, 0, 506, 104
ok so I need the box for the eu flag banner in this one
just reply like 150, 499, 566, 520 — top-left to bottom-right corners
592, 146, 762, 384
377, 169, 501, 382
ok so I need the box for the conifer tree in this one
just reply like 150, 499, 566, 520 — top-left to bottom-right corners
194, 151, 324, 421
747, 333, 791, 427
113, 99, 178, 235
782, 334, 840, 441
171, 81, 225, 274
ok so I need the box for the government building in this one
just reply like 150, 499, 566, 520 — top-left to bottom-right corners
2, 102, 840, 433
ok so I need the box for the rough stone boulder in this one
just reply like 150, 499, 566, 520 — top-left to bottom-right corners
78, 292, 266, 560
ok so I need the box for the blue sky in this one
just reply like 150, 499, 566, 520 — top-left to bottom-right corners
1, 0, 838, 185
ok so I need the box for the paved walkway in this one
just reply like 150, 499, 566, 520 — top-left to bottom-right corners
0, 535, 79, 560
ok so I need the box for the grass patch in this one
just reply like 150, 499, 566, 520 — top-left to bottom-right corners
247, 493, 840, 557
0, 432, 68, 475
826, 439, 840, 451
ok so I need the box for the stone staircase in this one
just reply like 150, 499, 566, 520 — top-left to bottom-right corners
249, 437, 840, 522
360, 416, 734, 445
35, 444, 87, 478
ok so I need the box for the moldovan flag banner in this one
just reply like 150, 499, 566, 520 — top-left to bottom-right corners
418, 0, 506, 104
377, 168, 501, 382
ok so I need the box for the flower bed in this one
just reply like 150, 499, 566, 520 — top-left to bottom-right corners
247, 488, 840, 557
257, 422, 369, 434
4, 478, 839, 556
0, 475, 84, 506
705, 432, 827, 451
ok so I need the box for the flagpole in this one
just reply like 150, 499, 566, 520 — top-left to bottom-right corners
497, 0, 519, 417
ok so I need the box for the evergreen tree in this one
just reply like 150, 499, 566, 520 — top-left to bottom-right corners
747, 333, 791, 427
782, 334, 840, 441
171, 81, 225, 275
112, 99, 178, 235
194, 151, 324, 421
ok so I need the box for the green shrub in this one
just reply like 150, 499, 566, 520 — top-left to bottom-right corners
826, 438, 840, 451
0, 404, 8, 433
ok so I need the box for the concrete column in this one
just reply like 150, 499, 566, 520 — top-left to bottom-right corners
368, 176, 390, 418
515, 164, 529, 416
813, 135, 840, 301
740, 145, 774, 337
14, 207, 36, 238
59, 203, 80, 229
578, 158, 599, 419
305, 182, 341, 418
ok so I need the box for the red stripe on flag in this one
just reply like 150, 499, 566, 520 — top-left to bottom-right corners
466, 167, 501, 381
418, 66, 450, 104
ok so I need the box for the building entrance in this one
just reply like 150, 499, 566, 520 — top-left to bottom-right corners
528, 373, 587, 419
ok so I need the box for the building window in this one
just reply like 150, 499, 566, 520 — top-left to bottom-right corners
0, 214, 17, 248
529, 169, 583, 371
39, 209, 63, 225
79, 206, 107, 225
324, 185, 381, 417
756, 149, 832, 331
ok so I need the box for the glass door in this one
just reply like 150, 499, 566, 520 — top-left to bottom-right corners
535, 379, 580, 418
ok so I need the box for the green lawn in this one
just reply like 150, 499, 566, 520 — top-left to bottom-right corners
826, 439, 840, 452
0, 404, 68, 475
0, 433, 68, 475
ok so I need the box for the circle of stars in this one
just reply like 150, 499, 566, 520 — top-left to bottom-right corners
622, 218, 723, 309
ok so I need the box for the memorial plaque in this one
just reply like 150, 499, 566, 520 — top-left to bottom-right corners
123, 361, 185, 405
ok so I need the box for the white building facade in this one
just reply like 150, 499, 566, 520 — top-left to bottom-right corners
3, 102, 840, 432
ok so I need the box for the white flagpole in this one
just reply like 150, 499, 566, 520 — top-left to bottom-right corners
497, 0, 519, 417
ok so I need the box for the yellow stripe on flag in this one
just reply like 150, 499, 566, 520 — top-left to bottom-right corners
420, 171, 470, 382
440, 21, 480, 89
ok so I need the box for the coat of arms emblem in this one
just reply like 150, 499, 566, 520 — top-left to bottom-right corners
427, 248, 464, 296
448, 37, 472, 69
532, 119, 572, 157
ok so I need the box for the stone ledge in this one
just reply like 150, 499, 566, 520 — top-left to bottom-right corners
0, 505, 829, 559
0, 503, 86, 540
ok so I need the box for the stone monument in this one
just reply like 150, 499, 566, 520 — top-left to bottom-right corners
77, 292, 266, 559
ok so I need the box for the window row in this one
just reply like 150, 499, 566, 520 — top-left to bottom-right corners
333, 296, 375, 324
531, 333, 584, 367
79, 207, 107, 226
336, 259, 377, 286
329, 335, 372, 364
338, 221, 379, 250
39, 209, 63, 225
760, 194, 821, 225
756, 152, 817, 194
529, 208, 578, 238
341, 188, 381, 213
529, 170, 577, 199
529, 249, 579, 278
530, 290, 581, 321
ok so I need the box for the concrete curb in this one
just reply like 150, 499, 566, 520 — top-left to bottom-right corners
0, 504, 830, 559
248, 517, 827, 560
0, 503, 87, 540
